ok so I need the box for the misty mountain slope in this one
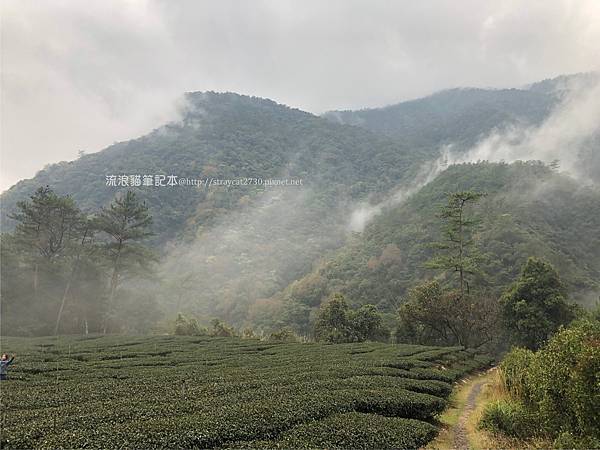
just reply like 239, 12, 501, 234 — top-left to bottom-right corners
274, 162, 600, 328
3, 82, 598, 332
0, 92, 424, 245
574, 132, 600, 183
0, 91, 440, 331
323, 74, 600, 160
527, 72, 600, 95
323, 88, 556, 155
324, 72, 600, 185
4, 76, 587, 245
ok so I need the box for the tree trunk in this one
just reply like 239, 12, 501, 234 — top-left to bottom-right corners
102, 255, 121, 335
54, 277, 72, 335
55, 228, 88, 335
33, 263, 39, 299
458, 205, 464, 298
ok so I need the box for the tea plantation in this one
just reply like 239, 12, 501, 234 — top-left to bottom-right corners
0, 336, 492, 449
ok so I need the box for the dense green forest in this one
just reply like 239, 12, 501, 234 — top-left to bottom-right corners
1, 92, 424, 244
324, 73, 600, 183
323, 74, 599, 150
275, 162, 600, 329
324, 87, 557, 157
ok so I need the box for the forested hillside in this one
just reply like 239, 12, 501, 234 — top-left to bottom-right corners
0, 92, 424, 334
274, 162, 600, 333
324, 88, 556, 157
0, 92, 424, 245
323, 73, 599, 155
1, 75, 598, 336
5, 75, 586, 244
323, 73, 600, 184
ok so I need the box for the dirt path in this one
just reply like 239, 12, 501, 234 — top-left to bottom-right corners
452, 379, 486, 449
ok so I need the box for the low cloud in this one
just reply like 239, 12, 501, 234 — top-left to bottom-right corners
348, 74, 600, 232
446, 75, 600, 181
348, 155, 449, 232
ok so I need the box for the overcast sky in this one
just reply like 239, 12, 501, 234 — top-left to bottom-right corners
1, 0, 599, 191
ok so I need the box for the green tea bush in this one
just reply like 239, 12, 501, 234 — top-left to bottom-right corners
0, 335, 490, 449
348, 388, 446, 419
275, 412, 437, 449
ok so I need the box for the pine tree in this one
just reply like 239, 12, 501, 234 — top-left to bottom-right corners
94, 191, 154, 333
426, 190, 485, 297
9, 186, 86, 300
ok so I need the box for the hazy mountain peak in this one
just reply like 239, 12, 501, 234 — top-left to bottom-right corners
526, 71, 600, 94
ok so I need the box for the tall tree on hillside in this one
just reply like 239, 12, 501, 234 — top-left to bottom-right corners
54, 216, 97, 335
500, 257, 575, 350
314, 293, 351, 343
94, 191, 154, 333
426, 190, 486, 296
9, 186, 87, 299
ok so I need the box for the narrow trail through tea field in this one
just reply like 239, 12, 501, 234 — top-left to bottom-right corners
426, 368, 497, 450
452, 379, 486, 449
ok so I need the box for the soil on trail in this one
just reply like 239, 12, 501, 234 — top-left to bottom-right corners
452, 380, 486, 449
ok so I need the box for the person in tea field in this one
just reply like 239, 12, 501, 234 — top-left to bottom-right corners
0, 353, 16, 380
